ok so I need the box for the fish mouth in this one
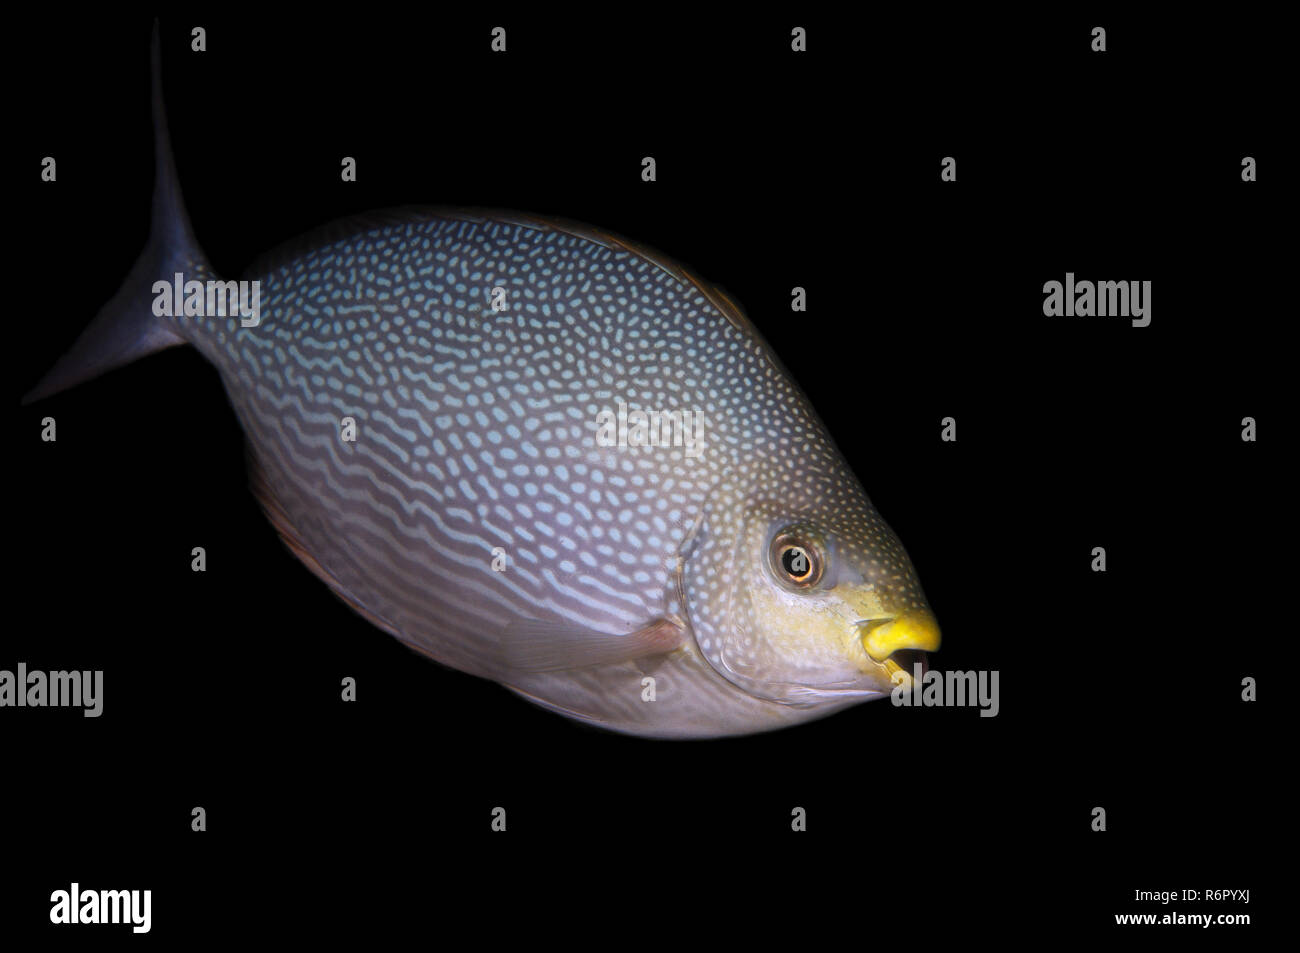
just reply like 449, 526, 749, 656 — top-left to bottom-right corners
882, 649, 929, 685
854, 608, 939, 687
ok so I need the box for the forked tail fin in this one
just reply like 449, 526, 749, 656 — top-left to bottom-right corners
24, 21, 214, 404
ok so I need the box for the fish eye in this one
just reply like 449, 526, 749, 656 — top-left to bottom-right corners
770, 530, 823, 589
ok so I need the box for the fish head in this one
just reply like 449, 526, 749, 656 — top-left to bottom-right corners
682, 492, 939, 708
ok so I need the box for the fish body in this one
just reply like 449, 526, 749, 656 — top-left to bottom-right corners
27, 30, 940, 738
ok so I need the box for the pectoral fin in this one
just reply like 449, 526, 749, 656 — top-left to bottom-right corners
501, 618, 686, 673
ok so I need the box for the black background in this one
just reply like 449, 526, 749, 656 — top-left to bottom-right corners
8, 8, 1281, 944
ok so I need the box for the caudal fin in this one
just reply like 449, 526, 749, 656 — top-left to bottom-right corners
23, 21, 211, 405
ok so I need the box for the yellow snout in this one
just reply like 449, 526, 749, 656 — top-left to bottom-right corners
860, 608, 942, 662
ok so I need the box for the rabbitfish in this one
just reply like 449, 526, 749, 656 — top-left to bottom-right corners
27, 31, 940, 738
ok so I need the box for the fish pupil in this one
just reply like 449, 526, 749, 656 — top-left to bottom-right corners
782, 546, 811, 580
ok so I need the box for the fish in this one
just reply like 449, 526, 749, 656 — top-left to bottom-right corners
25, 27, 941, 738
